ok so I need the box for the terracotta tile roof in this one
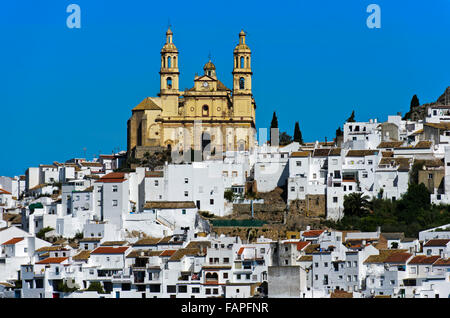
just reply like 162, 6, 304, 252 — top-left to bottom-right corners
384, 252, 412, 264
185, 241, 212, 250
2, 237, 24, 245
145, 171, 164, 178
95, 172, 126, 183
132, 97, 162, 111
158, 236, 175, 244
408, 255, 440, 265
126, 250, 162, 258
291, 151, 311, 158
72, 251, 91, 261
91, 246, 129, 254
36, 246, 69, 252
328, 148, 342, 156
297, 255, 313, 262
364, 249, 408, 264
330, 290, 353, 298
144, 201, 196, 209
414, 141, 433, 149
168, 248, 201, 261
203, 265, 232, 270
424, 122, 450, 130
433, 258, 450, 266
79, 237, 102, 242
36, 257, 68, 264
159, 249, 177, 257
424, 239, 450, 247
0, 188, 12, 195
296, 241, 311, 251
304, 244, 320, 254
80, 162, 103, 167
133, 237, 161, 246
381, 233, 405, 241
379, 157, 410, 170
312, 149, 330, 157
346, 150, 378, 157
302, 230, 325, 238
382, 151, 394, 158
420, 158, 444, 168
101, 241, 128, 246
378, 141, 404, 148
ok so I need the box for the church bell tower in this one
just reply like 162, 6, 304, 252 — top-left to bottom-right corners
160, 27, 179, 117
232, 30, 254, 119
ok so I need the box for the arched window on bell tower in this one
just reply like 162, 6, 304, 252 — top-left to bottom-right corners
167, 56, 172, 68
167, 77, 172, 89
240, 56, 245, 69
239, 77, 245, 90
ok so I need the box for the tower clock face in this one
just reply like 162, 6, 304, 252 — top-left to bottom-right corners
202, 81, 209, 87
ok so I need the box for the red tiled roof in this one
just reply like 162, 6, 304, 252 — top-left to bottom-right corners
408, 255, 440, 265
91, 246, 129, 254
302, 230, 325, 238
2, 237, 24, 245
384, 252, 412, 264
424, 239, 450, 247
36, 257, 68, 264
297, 241, 311, 251
159, 249, 176, 257
0, 188, 12, 195
433, 258, 450, 266
95, 172, 126, 183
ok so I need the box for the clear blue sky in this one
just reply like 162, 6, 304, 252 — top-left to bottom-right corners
1, 0, 449, 177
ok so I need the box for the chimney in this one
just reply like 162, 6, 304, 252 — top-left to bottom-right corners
306, 225, 311, 231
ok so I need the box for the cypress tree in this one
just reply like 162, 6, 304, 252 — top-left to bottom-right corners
293, 121, 303, 144
410, 94, 420, 110
346, 110, 356, 123
270, 112, 278, 144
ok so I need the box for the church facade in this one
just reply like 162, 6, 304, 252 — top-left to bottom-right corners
127, 28, 257, 160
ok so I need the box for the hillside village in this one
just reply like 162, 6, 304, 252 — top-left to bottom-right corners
1, 87, 450, 298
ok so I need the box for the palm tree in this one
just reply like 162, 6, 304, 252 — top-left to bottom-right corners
343, 192, 370, 217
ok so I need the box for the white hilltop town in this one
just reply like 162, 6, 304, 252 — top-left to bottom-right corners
2, 28, 450, 299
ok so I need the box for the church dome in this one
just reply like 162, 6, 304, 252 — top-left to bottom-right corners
161, 42, 178, 52
161, 27, 178, 53
203, 60, 216, 71
234, 30, 250, 53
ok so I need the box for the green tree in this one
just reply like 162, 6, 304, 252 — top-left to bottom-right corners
409, 161, 423, 184
343, 192, 370, 217
270, 112, 278, 144
410, 94, 420, 110
224, 189, 236, 202
86, 281, 106, 294
293, 122, 303, 144
36, 227, 54, 240
279, 132, 293, 146
346, 110, 356, 123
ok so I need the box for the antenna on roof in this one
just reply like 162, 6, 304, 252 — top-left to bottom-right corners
168, 18, 172, 30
